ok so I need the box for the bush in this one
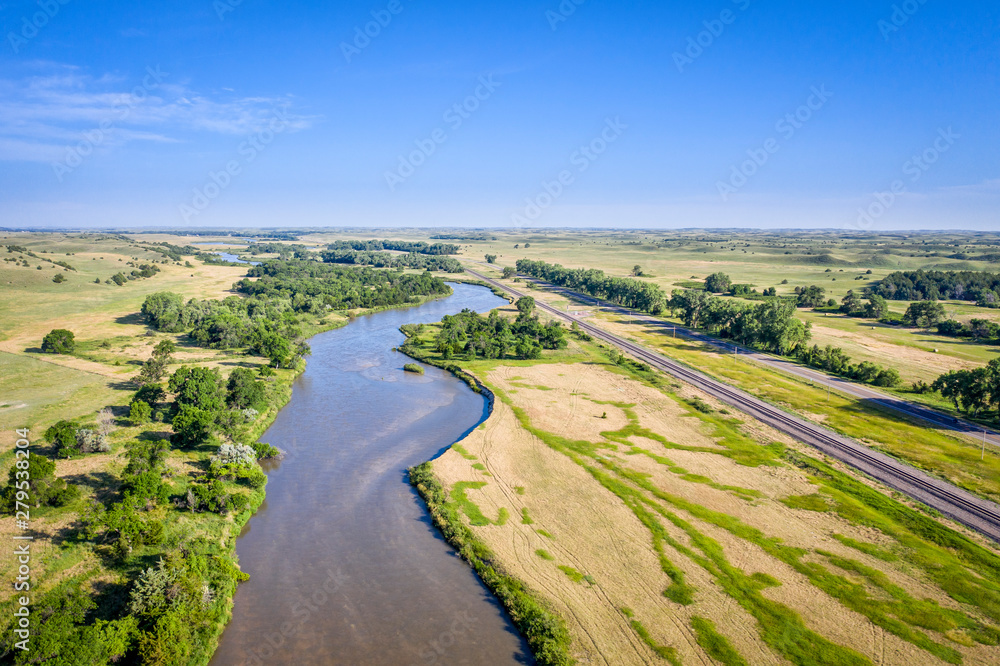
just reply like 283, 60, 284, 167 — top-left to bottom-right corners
52, 273, 66, 283
129, 400, 152, 425
1, 453, 80, 512
75, 428, 111, 454
403, 363, 425, 374
41, 329, 75, 354
250, 441, 281, 459
211, 443, 257, 467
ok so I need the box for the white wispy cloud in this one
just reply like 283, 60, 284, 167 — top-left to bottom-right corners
0, 63, 318, 163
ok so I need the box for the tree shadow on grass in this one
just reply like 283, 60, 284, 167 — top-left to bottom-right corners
114, 312, 147, 326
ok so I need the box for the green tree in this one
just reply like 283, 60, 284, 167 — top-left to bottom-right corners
632, 265, 644, 277
515, 296, 536, 317
502, 266, 516, 279
903, 301, 947, 327
485, 254, 497, 264
168, 366, 226, 412
44, 420, 78, 450
41, 329, 75, 354
795, 285, 827, 308
226, 367, 267, 410
705, 272, 732, 294
52, 273, 66, 283
864, 295, 889, 320
170, 405, 215, 449
840, 290, 864, 315
129, 400, 152, 425
141, 292, 186, 331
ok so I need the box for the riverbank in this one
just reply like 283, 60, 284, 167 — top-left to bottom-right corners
399, 311, 1000, 665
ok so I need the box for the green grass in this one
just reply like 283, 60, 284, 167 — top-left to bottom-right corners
831, 534, 898, 562
780, 494, 831, 512
536, 549, 555, 561
403, 362, 425, 374
557, 565, 590, 585
608, 317, 1000, 503
691, 616, 748, 666
451, 443, 478, 460
451, 481, 507, 527
628, 618, 681, 665
521, 507, 534, 524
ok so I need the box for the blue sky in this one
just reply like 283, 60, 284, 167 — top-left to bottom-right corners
0, 0, 997, 230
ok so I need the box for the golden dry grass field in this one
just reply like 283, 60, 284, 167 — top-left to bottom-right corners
418, 337, 1000, 665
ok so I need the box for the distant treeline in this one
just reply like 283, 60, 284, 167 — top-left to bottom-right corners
868, 270, 1000, 306
321, 250, 463, 273
516, 259, 900, 387
326, 239, 460, 255
238, 260, 452, 310
516, 259, 667, 314
142, 260, 451, 365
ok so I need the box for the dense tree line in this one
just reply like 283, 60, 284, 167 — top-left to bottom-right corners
239, 260, 452, 309
417, 298, 567, 360
937, 318, 1000, 342
321, 249, 464, 273
141, 261, 451, 366
932, 359, 1000, 418
868, 270, 1000, 306
669, 290, 810, 355
325, 239, 459, 255
794, 345, 901, 387
516, 259, 667, 314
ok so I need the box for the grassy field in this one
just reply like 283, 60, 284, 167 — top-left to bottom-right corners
403, 311, 1000, 665
498, 277, 1000, 502
0, 233, 357, 663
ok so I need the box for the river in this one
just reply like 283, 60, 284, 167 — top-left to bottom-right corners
210, 283, 531, 665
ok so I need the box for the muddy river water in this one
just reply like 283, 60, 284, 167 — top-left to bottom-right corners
210, 283, 530, 665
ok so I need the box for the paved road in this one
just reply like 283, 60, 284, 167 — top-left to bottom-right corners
511, 273, 1000, 452
466, 267, 1000, 544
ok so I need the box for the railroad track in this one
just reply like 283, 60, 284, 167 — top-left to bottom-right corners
466, 268, 1000, 544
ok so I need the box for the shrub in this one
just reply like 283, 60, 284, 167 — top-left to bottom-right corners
129, 400, 152, 425
75, 428, 111, 454
41, 329, 75, 354
250, 441, 281, 459
403, 363, 425, 375
211, 443, 257, 467
52, 273, 66, 283
1, 453, 80, 512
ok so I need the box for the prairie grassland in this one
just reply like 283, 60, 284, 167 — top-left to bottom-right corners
283, 228, 1000, 382
0, 233, 331, 645
405, 323, 1000, 665
506, 279, 1000, 503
